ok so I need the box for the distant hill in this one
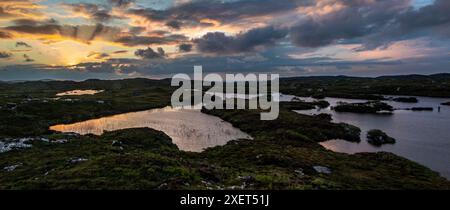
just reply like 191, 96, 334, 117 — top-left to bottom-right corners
280, 73, 450, 98
2, 73, 450, 98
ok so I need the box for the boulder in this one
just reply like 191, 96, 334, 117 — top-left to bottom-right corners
367, 129, 396, 146
313, 166, 332, 174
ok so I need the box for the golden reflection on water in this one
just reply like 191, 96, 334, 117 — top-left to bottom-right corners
49, 106, 252, 152
56, 90, 104, 96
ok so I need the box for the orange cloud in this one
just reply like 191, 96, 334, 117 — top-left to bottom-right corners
0, 0, 46, 20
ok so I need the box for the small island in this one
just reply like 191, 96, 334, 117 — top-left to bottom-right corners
339, 123, 362, 142
367, 129, 396, 146
315, 100, 330, 109
333, 101, 393, 114
409, 107, 434, 111
442, 101, 450, 106
311, 94, 325, 100
393, 97, 418, 103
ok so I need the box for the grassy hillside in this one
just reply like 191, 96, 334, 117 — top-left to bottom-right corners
281, 73, 450, 99
0, 76, 449, 189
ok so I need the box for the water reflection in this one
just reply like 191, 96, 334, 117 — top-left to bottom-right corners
50, 106, 251, 152
294, 96, 450, 179
56, 90, 104, 96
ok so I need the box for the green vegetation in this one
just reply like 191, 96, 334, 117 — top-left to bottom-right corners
200, 107, 448, 189
311, 94, 325, 100
333, 101, 393, 114
338, 123, 361, 142
0, 77, 449, 189
315, 100, 330, 109
0, 128, 196, 190
1, 108, 448, 190
0, 79, 174, 137
281, 74, 450, 99
367, 129, 396, 146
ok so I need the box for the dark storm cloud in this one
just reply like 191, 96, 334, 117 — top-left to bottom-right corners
5, 50, 449, 80
3, 0, 449, 55
3, 19, 185, 47
88, 52, 110, 59
26, 37, 450, 78
5, 24, 61, 35
396, 0, 450, 36
134, 47, 166, 59
0, 7, 12, 18
129, 26, 145, 35
195, 26, 287, 54
23, 54, 34, 62
63, 3, 115, 22
0, 64, 129, 81
355, 0, 450, 49
165, 20, 182, 30
126, 0, 304, 28
178, 44, 193, 52
108, 0, 135, 8
82, 51, 405, 76
157, 47, 165, 57
0, 31, 13, 39
114, 36, 163, 46
3, 22, 121, 44
16, 41, 32, 48
92, 12, 113, 23
0, 51, 12, 59
73, 0, 449, 50
112, 50, 128, 54
67, 61, 121, 73
0, 0, 43, 19
150, 30, 170, 36
3, 0, 450, 80
289, 0, 450, 49
118, 0, 450, 54
290, 0, 410, 48
114, 34, 187, 46
12, 18, 58, 26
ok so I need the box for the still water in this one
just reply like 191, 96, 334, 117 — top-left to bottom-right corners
294, 96, 450, 179
50, 106, 251, 152
48, 92, 450, 178
56, 90, 104, 96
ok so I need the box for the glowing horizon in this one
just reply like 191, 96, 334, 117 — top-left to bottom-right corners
1, 0, 449, 80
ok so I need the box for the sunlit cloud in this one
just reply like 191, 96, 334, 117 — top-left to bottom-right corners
0, 0, 450, 80
0, 0, 46, 20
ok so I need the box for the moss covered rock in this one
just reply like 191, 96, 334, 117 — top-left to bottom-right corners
367, 129, 396, 146
334, 101, 393, 114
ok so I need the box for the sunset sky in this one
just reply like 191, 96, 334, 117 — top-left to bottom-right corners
0, 0, 449, 80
